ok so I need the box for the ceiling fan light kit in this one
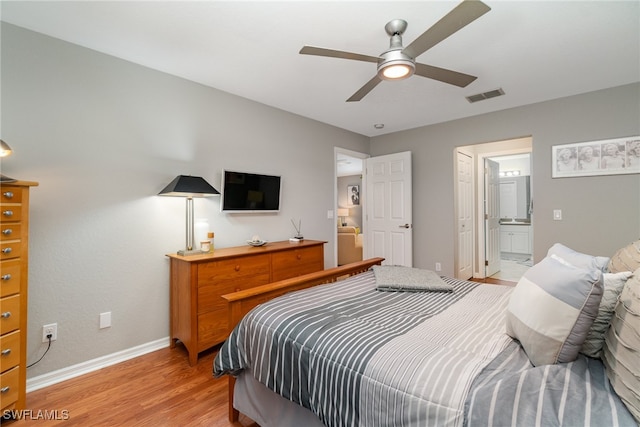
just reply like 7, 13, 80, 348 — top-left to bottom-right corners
378, 51, 415, 81
299, 0, 491, 102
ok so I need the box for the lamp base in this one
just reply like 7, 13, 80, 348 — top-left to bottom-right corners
0, 174, 17, 183
177, 249, 205, 256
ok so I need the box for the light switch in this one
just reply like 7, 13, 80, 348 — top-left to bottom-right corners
327, 210, 334, 219
553, 209, 562, 221
100, 312, 111, 329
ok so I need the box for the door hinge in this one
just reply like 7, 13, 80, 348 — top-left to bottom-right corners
485, 260, 489, 266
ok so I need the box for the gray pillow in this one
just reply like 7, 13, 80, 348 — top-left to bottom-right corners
547, 243, 610, 272
581, 271, 633, 358
506, 256, 603, 366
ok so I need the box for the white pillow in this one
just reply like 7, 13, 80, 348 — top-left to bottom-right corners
581, 271, 633, 358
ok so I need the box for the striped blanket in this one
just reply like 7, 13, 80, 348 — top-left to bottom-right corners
215, 271, 512, 426
213, 271, 633, 426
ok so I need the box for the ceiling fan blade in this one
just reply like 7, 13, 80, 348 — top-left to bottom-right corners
300, 46, 379, 63
346, 76, 382, 102
414, 63, 477, 87
402, 0, 491, 59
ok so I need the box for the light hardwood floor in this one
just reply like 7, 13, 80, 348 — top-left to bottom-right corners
5, 345, 257, 427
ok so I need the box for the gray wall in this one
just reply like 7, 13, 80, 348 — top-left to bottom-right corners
370, 83, 640, 275
1, 24, 369, 377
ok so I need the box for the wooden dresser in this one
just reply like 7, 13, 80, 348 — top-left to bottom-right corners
167, 239, 325, 365
1, 180, 37, 415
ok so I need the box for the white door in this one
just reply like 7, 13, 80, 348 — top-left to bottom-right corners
485, 159, 501, 276
364, 151, 412, 266
455, 151, 473, 279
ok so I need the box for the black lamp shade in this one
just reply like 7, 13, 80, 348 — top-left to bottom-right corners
158, 175, 219, 197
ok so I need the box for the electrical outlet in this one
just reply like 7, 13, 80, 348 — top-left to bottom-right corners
435, 262, 442, 272
42, 323, 57, 342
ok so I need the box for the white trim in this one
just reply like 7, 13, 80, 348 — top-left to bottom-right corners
26, 337, 170, 392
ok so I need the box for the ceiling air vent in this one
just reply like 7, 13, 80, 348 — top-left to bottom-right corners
466, 88, 505, 103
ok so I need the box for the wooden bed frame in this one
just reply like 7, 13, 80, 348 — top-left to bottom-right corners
221, 257, 385, 422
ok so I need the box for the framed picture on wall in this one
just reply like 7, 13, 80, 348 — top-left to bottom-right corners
348, 185, 360, 206
552, 135, 640, 178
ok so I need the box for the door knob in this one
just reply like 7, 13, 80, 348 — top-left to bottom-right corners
398, 224, 411, 229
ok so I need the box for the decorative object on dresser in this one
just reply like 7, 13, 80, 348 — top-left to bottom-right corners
290, 218, 303, 240
1, 180, 38, 416
166, 239, 325, 365
158, 175, 219, 256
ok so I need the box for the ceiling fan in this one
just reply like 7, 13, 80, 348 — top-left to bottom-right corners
299, 0, 491, 102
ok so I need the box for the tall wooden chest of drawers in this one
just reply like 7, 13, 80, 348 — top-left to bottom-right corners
1, 180, 37, 415
167, 240, 325, 365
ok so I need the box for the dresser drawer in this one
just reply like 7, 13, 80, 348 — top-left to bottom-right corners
0, 241, 21, 261
0, 295, 20, 335
0, 205, 22, 223
198, 255, 270, 314
271, 245, 324, 281
0, 260, 21, 297
0, 188, 22, 204
0, 223, 21, 241
0, 331, 20, 373
198, 254, 271, 287
197, 312, 228, 351
0, 366, 20, 408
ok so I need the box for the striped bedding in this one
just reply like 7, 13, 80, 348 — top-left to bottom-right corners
465, 341, 635, 426
213, 270, 633, 426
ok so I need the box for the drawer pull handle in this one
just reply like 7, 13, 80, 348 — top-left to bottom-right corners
1, 311, 11, 318
1, 274, 11, 281
2, 248, 12, 254
2, 191, 13, 199
2, 210, 13, 217
2, 228, 12, 235
1, 348, 11, 356
1, 386, 10, 394
235, 265, 240, 271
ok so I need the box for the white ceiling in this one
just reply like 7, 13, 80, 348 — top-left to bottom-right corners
1, 1, 639, 137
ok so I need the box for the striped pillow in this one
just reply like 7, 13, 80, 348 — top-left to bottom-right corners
581, 271, 633, 358
505, 256, 603, 366
608, 239, 640, 273
603, 267, 640, 423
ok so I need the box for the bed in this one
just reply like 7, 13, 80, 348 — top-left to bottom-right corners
214, 243, 640, 426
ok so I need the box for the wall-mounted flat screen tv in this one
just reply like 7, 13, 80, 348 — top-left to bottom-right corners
221, 170, 281, 213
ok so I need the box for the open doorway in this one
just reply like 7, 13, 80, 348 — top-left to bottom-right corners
335, 148, 367, 266
454, 137, 532, 281
486, 153, 533, 282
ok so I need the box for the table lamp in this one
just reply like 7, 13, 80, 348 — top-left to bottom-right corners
159, 175, 219, 255
0, 139, 16, 182
337, 208, 349, 227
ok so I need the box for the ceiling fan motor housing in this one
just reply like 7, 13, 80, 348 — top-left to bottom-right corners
377, 20, 415, 81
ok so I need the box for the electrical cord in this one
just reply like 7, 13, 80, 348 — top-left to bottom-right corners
27, 335, 52, 368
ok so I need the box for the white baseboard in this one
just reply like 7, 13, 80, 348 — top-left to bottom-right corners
26, 337, 170, 393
